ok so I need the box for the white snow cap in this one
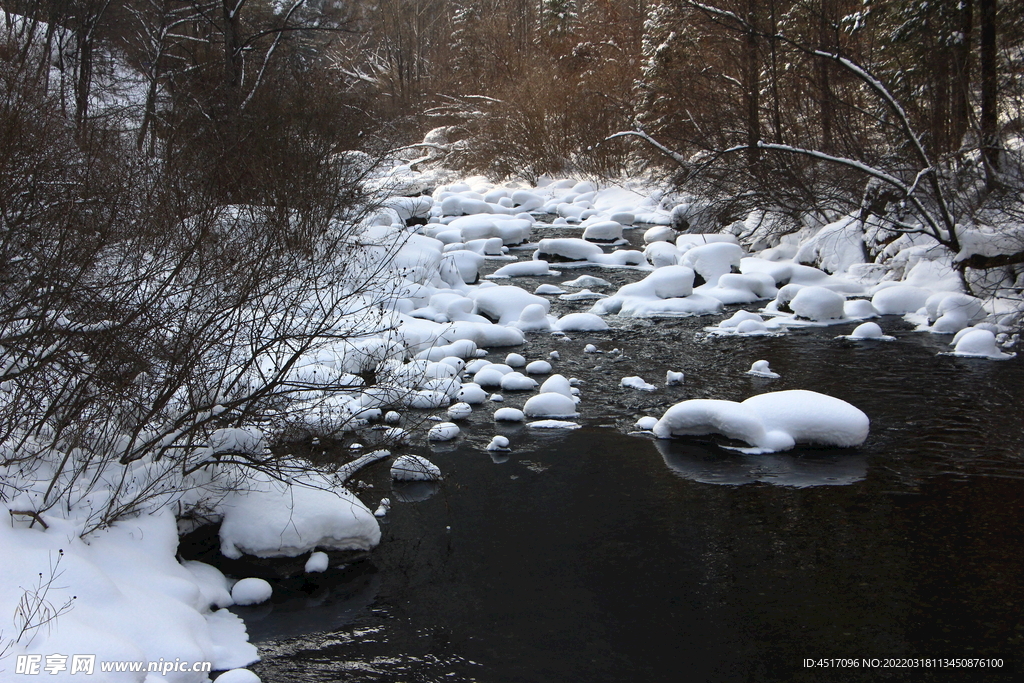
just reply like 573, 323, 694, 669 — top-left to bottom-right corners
949, 328, 1016, 360
525, 360, 553, 374
305, 551, 330, 573
523, 392, 579, 418
428, 422, 461, 441
487, 435, 511, 451
218, 472, 380, 559
554, 312, 608, 332
231, 578, 273, 606
621, 376, 657, 391
216, 669, 262, 683
635, 416, 659, 430
494, 407, 526, 421
746, 360, 780, 378
844, 322, 894, 340
447, 402, 473, 420
790, 286, 846, 321
391, 454, 442, 481
653, 389, 869, 453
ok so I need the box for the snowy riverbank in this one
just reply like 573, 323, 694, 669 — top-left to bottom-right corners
2, 161, 1021, 681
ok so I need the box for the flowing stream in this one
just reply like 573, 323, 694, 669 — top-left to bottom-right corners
231, 232, 1024, 682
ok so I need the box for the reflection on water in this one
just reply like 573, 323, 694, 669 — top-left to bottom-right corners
391, 480, 439, 503
234, 564, 381, 643
652, 436, 868, 487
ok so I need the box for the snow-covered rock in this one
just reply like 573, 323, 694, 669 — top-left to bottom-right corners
653, 390, 869, 453
218, 472, 380, 559
790, 286, 846, 321
871, 285, 931, 315
554, 312, 609, 331
494, 407, 526, 421
621, 376, 657, 391
746, 360, 780, 378
428, 422, 461, 441
231, 578, 272, 606
948, 329, 1016, 360
391, 455, 442, 481
523, 393, 579, 418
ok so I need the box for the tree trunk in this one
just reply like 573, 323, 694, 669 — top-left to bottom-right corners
222, 0, 245, 103
816, 5, 832, 153
744, 0, 760, 167
75, 24, 94, 134
979, 0, 998, 186
952, 0, 973, 148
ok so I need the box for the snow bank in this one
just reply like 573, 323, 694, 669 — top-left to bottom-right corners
0, 510, 258, 681
218, 472, 380, 559
653, 390, 869, 453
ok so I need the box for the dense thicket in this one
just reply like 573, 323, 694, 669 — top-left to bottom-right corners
0, 0, 393, 531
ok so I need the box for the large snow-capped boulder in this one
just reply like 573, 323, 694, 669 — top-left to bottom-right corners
469, 286, 549, 325
218, 473, 380, 559
653, 389, 869, 453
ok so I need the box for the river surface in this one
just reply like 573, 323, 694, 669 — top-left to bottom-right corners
235, 231, 1024, 682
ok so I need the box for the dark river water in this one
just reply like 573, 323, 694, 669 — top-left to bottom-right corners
234, 233, 1024, 682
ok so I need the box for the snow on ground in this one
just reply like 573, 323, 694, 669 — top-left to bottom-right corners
3, 152, 1021, 678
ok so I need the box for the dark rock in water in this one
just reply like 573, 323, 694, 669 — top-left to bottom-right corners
536, 251, 589, 263
177, 522, 371, 579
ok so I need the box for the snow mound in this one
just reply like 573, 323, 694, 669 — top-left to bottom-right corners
447, 402, 473, 420
231, 578, 272, 606
591, 266, 725, 318
790, 286, 846, 321
559, 288, 608, 301
923, 292, 986, 333
428, 422, 461, 441
536, 238, 604, 262
635, 416, 659, 430
746, 360, 780, 378
947, 329, 1016, 360
500, 371, 538, 391
470, 286, 549, 325
457, 383, 488, 404
679, 242, 744, 286
494, 407, 526, 421
653, 390, 869, 453
539, 374, 574, 397
562, 275, 611, 288
216, 670, 262, 683
523, 393, 579, 418
621, 376, 657, 391
218, 472, 380, 559
838, 322, 895, 341
526, 420, 582, 429
305, 551, 330, 573
871, 285, 930, 315
535, 284, 567, 295
488, 260, 560, 278
554, 312, 609, 331
582, 220, 624, 242
525, 360, 552, 374
391, 455, 442, 481
487, 436, 511, 451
